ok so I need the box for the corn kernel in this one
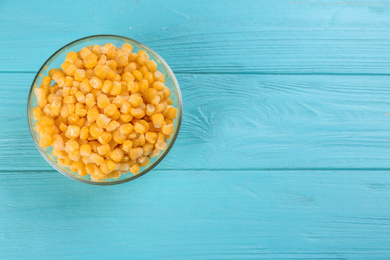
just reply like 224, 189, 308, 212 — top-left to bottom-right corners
130, 163, 140, 174
119, 123, 133, 135
146, 60, 157, 72
134, 122, 146, 134
122, 140, 133, 153
97, 144, 110, 156
87, 109, 100, 123
65, 125, 80, 139
33, 107, 42, 120
65, 139, 79, 153
129, 147, 143, 161
80, 126, 89, 140
79, 144, 92, 157
97, 94, 110, 109
98, 131, 112, 145
120, 113, 133, 123
113, 129, 127, 144
96, 114, 111, 128
110, 148, 124, 163
89, 124, 103, 139
90, 153, 104, 166
80, 79, 92, 93
166, 106, 177, 119
162, 124, 174, 135
102, 80, 113, 94
106, 120, 120, 132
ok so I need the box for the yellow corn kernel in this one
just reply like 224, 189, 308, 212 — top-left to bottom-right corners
84, 53, 98, 69
129, 94, 142, 107
61, 61, 77, 76
89, 124, 103, 139
67, 114, 80, 125
108, 140, 118, 151
85, 163, 96, 175
64, 76, 74, 88
162, 86, 171, 99
144, 72, 153, 85
106, 70, 117, 81
39, 115, 54, 126
121, 71, 135, 82
154, 103, 165, 113
124, 62, 138, 73
73, 69, 85, 82
162, 124, 174, 135
87, 109, 100, 123
139, 156, 150, 167
132, 70, 143, 81
152, 81, 165, 91
122, 140, 133, 153
110, 81, 122, 96
106, 59, 117, 71
63, 95, 76, 104
153, 71, 165, 83
99, 161, 110, 175
150, 113, 164, 129
130, 163, 140, 174
97, 144, 110, 156
130, 108, 144, 119
98, 131, 112, 145
96, 114, 111, 128
80, 144, 92, 157
146, 60, 157, 72
65, 51, 77, 63
59, 122, 68, 132
120, 113, 133, 123
33, 107, 41, 120
68, 150, 81, 162
74, 58, 84, 69
138, 79, 148, 94
91, 169, 106, 180
35, 88, 48, 108
122, 43, 133, 52
113, 129, 127, 144
142, 143, 154, 156
80, 126, 89, 140
90, 153, 104, 166
133, 122, 146, 134
127, 131, 137, 140
65, 125, 80, 139
75, 117, 86, 128
98, 54, 107, 65
75, 108, 87, 117
106, 160, 118, 172
102, 80, 113, 94
150, 148, 161, 158
138, 66, 148, 77
166, 106, 177, 120
97, 94, 110, 109
167, 98, 173, 105
102, 103, 117, 117
85, 93, 95, 107
145, 132, 157, 144
119, 123, 134, 135
129, 147, 143, 161
89, 77, 102, 90
107, 170, 121, 179
143, 88, 157, 103
111, 95, 124, 108
93, 64, 109, 78
119, 101, 130, 114
74, 91, 85, 103
155, 141, 167, 150
91, 44, 102, 57
72, 160, 84, 171
80, 79, 92, 93
38, 134, 52, 148
116, 54, 128, 67
56, 150, 68, 159
110, 148, 124, 163
111, 110, 121, 120
78, 167, 88, 176
40, 76, 51, 88
145, 104, 155, 116
65, 139, 79, 153
150, 96, 161, 106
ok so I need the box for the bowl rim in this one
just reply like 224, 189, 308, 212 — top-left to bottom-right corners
27, 34, 183, 185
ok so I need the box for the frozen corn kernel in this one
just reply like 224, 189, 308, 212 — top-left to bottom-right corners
130, 163, 140, 174
132, 70, 143, 81
80, 126, 89, 139
113, 129, 127, 144
129, 147, 144, 161
150, 113, 164, 128
87, 109, 99, 123
33, 107, 42, 120
102, 80, 113, 94
146, 60, 157, 72
109, 81, 122, 96
120, 101, 131, 114
69, 150, 81, 162
65, 139, 79, 153
97, 144, 110, 156
90, 153, 104, 166
162, 124, 174, 135
89, 124, 104, 139
122, 140, 133, 153
96, 114, 111, 128
97, 94, 109, 109
129, 94, 142, 107
110, 148, 124, 163
106, 120, 120, 132
98, 131, 112, 145
80, 79, 92, 93
120, 114, 133, 123
65, 125, 80, 139
80, 144, 92, 156
119, 123, 133, 135
134, 122, 146, 134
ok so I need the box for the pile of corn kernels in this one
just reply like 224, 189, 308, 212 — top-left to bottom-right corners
33, 43, 177, 180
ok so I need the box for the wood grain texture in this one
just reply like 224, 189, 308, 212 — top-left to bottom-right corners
1, 0, 390, 74
0, 170, 389, 259
1, 73, 389, 170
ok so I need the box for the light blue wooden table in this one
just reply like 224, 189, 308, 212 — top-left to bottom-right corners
1, 0, 390, 259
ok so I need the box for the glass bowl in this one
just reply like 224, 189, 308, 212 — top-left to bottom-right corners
27, 35, 183, 185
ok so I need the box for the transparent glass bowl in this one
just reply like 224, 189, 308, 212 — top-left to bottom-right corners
27, 35, 182, 185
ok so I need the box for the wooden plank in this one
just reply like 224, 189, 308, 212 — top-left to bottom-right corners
1, 73, 390, 170
1, 0, 390, 74
0, 170, 389, 259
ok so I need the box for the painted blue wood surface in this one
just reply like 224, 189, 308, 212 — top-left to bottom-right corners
1, 0, 390, 259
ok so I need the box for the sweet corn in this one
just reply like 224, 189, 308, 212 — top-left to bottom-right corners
33, 43, 178, 179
